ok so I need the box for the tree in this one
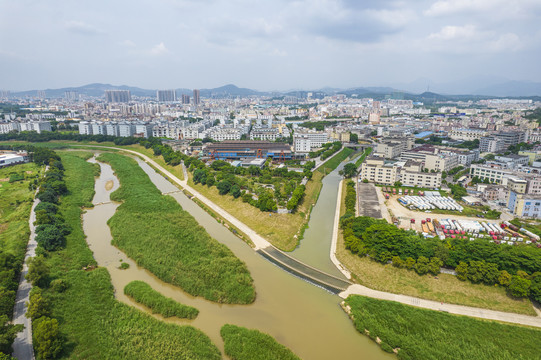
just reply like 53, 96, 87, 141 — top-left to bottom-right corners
455, 261, 468, 281
428, 257, 443, 275
37, 189, 58, 204
350, 133, 358, 143
530, 274, 541, 303
216, 180, 232, 195
35, 224, 66, 251
405, 257, 416, 270
498, 270, 512, 286
34, 202, 58, 214
33, 317, 62, 359
231, 185, 241, 198
0, 288, 15, 317
394, 181, 402, 187
508, 276, 531, 298
0, 315, 23, 355
341, 163, 358, 178
26, 256, 50, 288
392, 256, 404, 268
414, 256, 430, 275
26, 288, 49, 320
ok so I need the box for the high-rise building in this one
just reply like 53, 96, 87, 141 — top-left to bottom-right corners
156, 89, 177, 102
193, 89, 200, 105
0, 90, 10, 99
64, 91, 78, 101
105, 90, 131, 103
37, 90, 46, 99
181, 94, 190, 104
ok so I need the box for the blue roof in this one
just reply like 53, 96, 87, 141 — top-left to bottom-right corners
415, 131, 433, 139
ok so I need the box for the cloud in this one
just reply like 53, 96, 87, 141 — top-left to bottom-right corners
65, 21, 104, 35
428, 25, 477, 41
424, 0, 541, 18
426, 25, 522, 53
150, 42, 169, 56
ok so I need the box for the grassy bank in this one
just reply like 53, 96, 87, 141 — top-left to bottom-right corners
124, 281, 199, 319
99, 152, 255, 304
220, 324, 300, 360
188, 170, 324, 251
344, 295, 541, 360
317, 147, 355, 174
0, 162, 41, 355
42, 152, 221, 359
336, 179, 535, 315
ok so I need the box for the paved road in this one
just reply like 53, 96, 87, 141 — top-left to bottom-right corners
12, 194, 39, 360
357, 182, 382, 218
78, 145, 541, 328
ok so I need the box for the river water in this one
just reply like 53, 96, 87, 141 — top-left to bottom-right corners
83, 156, 391, 360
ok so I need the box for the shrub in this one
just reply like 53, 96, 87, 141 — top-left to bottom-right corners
508, 276, 531, 298
33, 316, 62, 360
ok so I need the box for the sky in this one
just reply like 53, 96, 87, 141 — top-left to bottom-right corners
1, 0, 541, 92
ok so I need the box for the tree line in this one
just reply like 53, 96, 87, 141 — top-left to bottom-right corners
342, 216, 541, 301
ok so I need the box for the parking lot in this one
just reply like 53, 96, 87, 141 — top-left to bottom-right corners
357, 182, 383, 219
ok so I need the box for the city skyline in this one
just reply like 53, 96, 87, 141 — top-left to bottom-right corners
1, 0, 540, 93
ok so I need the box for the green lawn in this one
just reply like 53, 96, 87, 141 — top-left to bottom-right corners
344, 295, 541, 360
42, 152, 221, 359
317, 147, 355, 174
99, 152, 255, 304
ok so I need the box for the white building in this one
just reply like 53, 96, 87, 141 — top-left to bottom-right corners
78, 121, 93, 135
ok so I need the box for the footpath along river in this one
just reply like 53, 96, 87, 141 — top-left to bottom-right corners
83, 156, 391, 360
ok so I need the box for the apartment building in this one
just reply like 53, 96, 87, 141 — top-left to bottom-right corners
400, 144, 459, 172
470, 164, 513, 184
479, 136, 506, 153
449, 128, 487, 141
250, 127, 280, 141
293, 130, 329, 152
375, 137, 414, 159
494, 131, 527, 148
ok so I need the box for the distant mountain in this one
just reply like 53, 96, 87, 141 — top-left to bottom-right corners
13, 83, 157, 98
199, 84, 266, 98
391, 76, 541, 97
474, 81, 541, 97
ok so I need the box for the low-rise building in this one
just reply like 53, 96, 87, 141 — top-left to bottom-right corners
449, 128, 487, 141
479, 136, 506, 153
360, 156, 441, 188
508, 192, 541, 218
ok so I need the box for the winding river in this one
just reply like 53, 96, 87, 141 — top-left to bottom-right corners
83, 155, 391, 359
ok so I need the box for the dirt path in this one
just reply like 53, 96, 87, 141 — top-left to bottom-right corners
11, 192, 39, 360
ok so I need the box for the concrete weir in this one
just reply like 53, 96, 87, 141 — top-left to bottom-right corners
257, 246, 352, 293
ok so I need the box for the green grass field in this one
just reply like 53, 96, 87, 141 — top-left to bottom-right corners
42, 152, 221, 359
99, 152, 255, 304
220, 324, 300, 360
344, 295, 541, 360
317, 147, 355, 174
124, 281, 199, 319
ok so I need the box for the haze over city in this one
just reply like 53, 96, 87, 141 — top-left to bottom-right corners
1, 0, 541, 93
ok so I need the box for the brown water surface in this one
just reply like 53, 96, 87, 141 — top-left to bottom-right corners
83, 156, 391, 360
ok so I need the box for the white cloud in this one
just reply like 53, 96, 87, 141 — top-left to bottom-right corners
428, 25, 478, 41
150, 42, 169, 56
488, 33, 522, 52
65, 21, 104, 35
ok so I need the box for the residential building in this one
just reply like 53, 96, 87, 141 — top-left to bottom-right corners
470, 164, 513, 184
181, 94, 190, 104
105, 90, 131, 103
400, 144, 459, 172
78, 121, 93, 135
294, 130, 328, 149
494, 154, 529, 169
193, 89, 200, 105
494, 131, 527, 148
479, 136, 506, 153
157, 90, 177, 102
518, 150, 541, 165
118, 123, 134, 137
91, 122, 105, 135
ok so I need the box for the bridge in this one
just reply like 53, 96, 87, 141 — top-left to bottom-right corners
257, 246, 352, 293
